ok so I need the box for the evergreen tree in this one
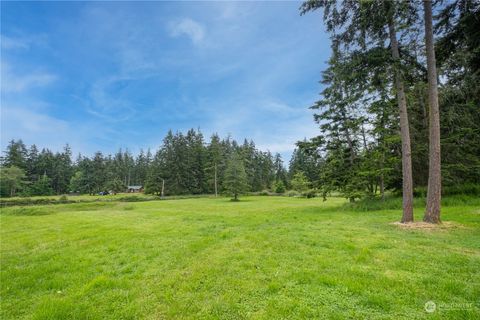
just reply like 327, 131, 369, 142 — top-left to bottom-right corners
423, 0, 442, 223
290, 172, 310, 193
26, 144, 40, 181
224, 153, 249, 201
106, 178, 126, 195
301, 0, 418, 218
0, 166, 26, 197
205, 134, 223, 196
28, 173, 54, 196
273, 180, 286, 194
273, 153, 288, 187
144, 149, 165, 196
2, 140, 27, 169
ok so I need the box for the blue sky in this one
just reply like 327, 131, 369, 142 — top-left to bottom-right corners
1, 1, 329, 161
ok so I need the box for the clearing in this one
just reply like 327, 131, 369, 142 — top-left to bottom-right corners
1, 196, 479, 319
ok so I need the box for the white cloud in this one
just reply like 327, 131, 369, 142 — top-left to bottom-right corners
260, 101, 298, 116
83, 75, 138, 122
168, 18, 205, 45
2, 72, 57, 93
1, 63, 57, 93
0, 105, 69, 151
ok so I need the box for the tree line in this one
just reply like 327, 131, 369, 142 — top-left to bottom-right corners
0, 130, 313, 198
299, 0, 480, 222
2, 0, 478, 213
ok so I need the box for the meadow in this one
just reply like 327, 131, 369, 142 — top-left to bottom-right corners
1, 196, 479, 319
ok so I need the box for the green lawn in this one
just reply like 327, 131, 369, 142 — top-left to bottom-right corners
1, 196, 479, 319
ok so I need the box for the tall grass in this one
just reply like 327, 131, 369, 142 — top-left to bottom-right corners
343, 194, 480, 212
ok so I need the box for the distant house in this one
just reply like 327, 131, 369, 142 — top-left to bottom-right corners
127, 185, 143, 193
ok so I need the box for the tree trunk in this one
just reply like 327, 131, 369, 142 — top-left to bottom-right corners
423, 0, 441, 223
361, 124, 374, 195
161, 179, 165, 198
214, 163, 218, 197
379, 174, 385, 201
388, 18, 414, 223
341, 109, 355, 165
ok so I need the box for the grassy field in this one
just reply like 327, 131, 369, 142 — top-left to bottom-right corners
1, 196, 479, 319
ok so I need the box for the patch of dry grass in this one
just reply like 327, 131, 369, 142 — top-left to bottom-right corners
391, 221, 465, 230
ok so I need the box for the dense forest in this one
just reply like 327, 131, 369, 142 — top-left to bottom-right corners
0, 131, 297, 197
1, 0, 479, 209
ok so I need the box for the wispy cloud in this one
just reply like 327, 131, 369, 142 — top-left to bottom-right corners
1, 65, 57, 93
167, 18, 205, 45
1, 105, 68, 134
84, 76, 138, 122
1, 1, 328, 159
1, 35, 57, 93
1, 35, 29, 50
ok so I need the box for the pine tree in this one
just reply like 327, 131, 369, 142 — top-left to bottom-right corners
300, 0, 417, 217
290, 172, 310, 193
28, 173, 54, 196
2, 140, 27, 169
423, 0, 442, 223
206, 134, 223, 196
0, 166, 26, 197
223, 153, 249, 201
273, 153, 288, 187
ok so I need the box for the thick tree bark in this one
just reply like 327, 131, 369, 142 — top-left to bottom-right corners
388, 19, 414, 223
423, 0, 441, 223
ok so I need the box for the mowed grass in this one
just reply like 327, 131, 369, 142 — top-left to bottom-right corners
1, 196, 479, 319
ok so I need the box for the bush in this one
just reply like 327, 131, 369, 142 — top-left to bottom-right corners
273, 181, 286, 194
302, 189, 317, 198
58, 195, 69, 203
258, 190, 270, 196
286, 190, 300, 197
118, 195, 144, 202
290, 172, 310, 193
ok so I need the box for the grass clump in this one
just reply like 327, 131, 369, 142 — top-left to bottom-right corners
118, 195, 144, 202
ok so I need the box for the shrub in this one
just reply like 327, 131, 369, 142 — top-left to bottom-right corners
58, 195, 69, 203
118, 195, 144, 202
302, 189, 317, 198
286, 190, 300, 197
291, 172, 310, 193
258, 190, 270, 196
273, 181, 286, 194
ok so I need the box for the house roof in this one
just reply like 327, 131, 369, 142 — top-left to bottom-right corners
127, 185, 143, 190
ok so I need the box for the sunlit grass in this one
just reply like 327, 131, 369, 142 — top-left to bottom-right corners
1, 196, 479, 319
